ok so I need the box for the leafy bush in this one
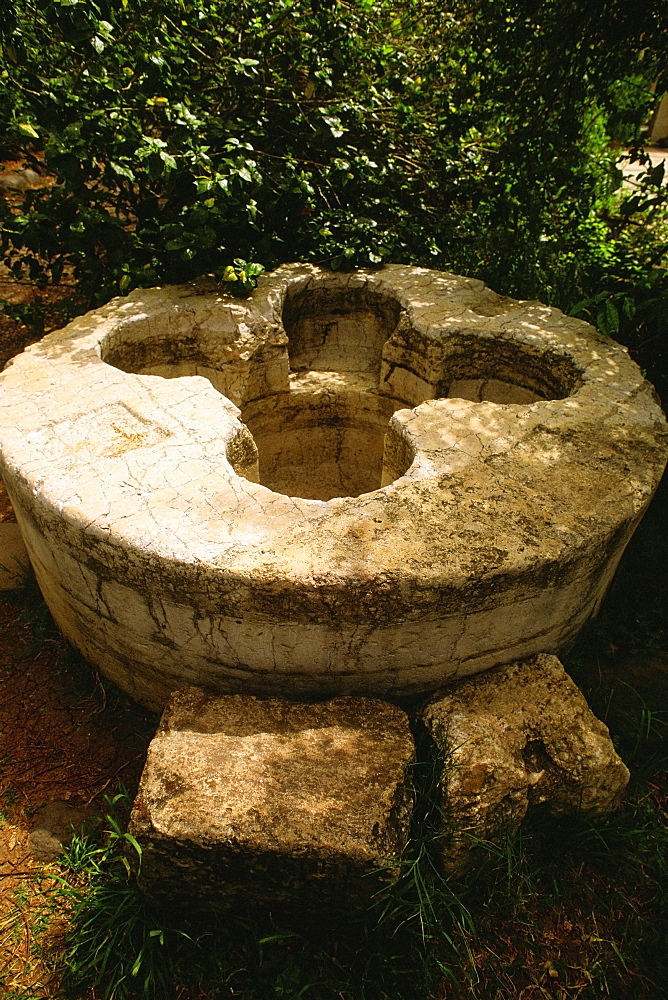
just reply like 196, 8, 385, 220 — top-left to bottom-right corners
221, 258, 265, 297
1, 0, 666, 322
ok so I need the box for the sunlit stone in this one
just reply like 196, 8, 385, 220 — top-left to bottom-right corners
0, 264, 665, 709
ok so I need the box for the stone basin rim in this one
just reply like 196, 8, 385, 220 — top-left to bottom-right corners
0, 263, 660, 552
0, 262, 665, 585
0, 263, 666, 707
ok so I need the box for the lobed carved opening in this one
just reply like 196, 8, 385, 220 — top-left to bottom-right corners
100, 281, 582, 503
241, 284, 406, 500
436, 336, 581, 405
282, 284, 402, 378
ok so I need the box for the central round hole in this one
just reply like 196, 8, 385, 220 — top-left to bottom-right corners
238, 284, 581, 502
241, 389, 400, 502
240, 283, 404, 501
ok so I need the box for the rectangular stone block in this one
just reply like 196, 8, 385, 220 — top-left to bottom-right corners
129, 689, 414, 908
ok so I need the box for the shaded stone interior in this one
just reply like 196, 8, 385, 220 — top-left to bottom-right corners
102, 281, 581, 502
435, 336, 580, 404
242, 285, 406, 500
241, 386, 399, 500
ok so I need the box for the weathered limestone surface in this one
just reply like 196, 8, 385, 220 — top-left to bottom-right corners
421, 654, 630, 864
128, 689, 414, 907
0, 264, 666, 707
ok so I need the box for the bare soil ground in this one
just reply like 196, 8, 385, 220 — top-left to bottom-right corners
0, 584, 156, 995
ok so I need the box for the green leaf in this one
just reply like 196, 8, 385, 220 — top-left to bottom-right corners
122, 832, 143, 857
159, 151, 177, 170
165, 235, 192, 250
16, 122, 39, 138
110, 161, 135, 182
598, 298, 620, 337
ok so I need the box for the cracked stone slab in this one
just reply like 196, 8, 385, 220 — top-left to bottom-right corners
0, 264, 666, 707
128, 689, 414, 908
421, 654, 630, 866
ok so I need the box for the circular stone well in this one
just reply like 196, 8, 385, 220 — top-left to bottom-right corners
0, 264, 666, 709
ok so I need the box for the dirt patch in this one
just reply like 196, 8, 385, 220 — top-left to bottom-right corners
0, 480, 16, 522
0, 585, 156, 995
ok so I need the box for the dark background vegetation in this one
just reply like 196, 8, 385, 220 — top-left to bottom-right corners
0, 1, 667, 998
1, 1, 667, 341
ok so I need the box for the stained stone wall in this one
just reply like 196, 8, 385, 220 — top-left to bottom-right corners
0, 264, 666, 708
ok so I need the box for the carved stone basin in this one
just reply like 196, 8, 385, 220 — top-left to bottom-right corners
0, 264, 666, 709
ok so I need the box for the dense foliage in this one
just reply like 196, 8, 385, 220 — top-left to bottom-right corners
0, 0, 667, 358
